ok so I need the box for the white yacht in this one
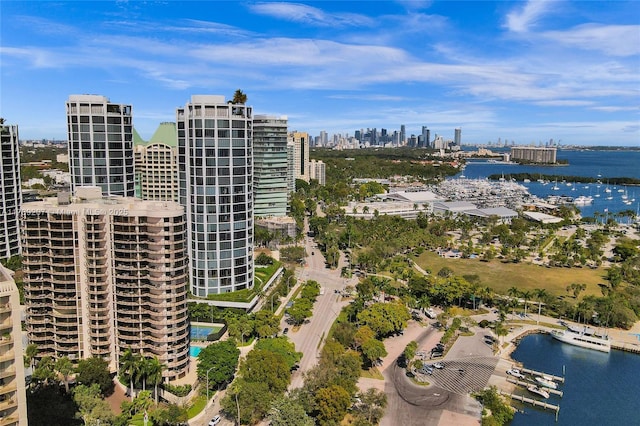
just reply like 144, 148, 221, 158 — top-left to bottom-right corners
535, 376, 558, 389
527, 385, 550, 399
574, 195, 594, 205
551, 326, 611, 353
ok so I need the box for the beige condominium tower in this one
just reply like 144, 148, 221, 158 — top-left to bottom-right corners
0, 265, 28, 426
21, 187, 190, 380
134, 122, 179, 202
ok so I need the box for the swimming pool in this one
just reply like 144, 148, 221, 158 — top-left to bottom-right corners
189, 346, 202, 357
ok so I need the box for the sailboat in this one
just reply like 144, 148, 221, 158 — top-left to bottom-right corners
552, 180, 560, 191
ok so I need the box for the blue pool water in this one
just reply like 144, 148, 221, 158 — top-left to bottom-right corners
189, 346, 202, 357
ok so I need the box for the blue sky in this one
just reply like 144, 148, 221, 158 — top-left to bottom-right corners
1, 1, 639, 146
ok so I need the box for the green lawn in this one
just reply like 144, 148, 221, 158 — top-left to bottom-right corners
187, 395, 207, 419
415, 251, 606, 297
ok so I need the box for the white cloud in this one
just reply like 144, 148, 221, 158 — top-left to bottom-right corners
504, 0, 554, 33
535, 100, 595, 107
542, 24, 640, 57
249, 2, 374, 27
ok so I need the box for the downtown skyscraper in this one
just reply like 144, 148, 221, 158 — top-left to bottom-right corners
66, 95, 135, 196
177, 95, 254, 296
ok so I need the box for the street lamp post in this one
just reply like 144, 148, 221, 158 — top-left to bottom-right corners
206, 366, 216, 402
286, 275, 296, 295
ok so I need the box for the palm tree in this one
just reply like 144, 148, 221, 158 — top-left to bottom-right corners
120, 349, 139, 400
507, 286, 520, 318
534, 288, 548, 325
232, 89, 247, 104
55, 356, 75, 393
136, 357, 151, 392
146, 357, 165, 404
25, 343, 39, 371
521, 290, 532, 318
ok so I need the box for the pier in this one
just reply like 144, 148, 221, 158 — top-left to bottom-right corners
499, 390, 560, 418
519, 367, 565, 383
611, 342, 640, 354
506, 378, 563, 397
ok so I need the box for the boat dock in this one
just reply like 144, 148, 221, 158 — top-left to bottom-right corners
520, 367, 565, 383
611, 342, 640, 354
506, 378, 563, 397
499, 390, 560, 418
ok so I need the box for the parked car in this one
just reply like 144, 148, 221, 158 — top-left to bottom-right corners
433, 362, 445, 369
208, 415, 221, 426
507, 368, 526, 379
421, 365, 434, 375
283, 327, 289, 335
430, 351, 443, 359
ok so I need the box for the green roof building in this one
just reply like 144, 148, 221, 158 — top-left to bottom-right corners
134, 122, 179, 201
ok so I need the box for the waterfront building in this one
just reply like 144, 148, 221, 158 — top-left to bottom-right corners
66, 95, 135, 196
289, 131, 309, 182
308, 159, 326, 185
510, 146, 557, 164
0, 121, 21, 259
0, 265, 28, 426
177, 95, 254, 296
134, 122, 179, 202
253, 115, 289, 217
454, 128, 462, 146
21, 188, 190, 379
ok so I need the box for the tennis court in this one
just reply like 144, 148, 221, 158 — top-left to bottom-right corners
190, 325, 221, 341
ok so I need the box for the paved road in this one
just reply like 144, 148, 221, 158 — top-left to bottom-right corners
285, 219, 357, 389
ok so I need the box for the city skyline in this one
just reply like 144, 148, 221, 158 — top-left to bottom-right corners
1, 1, 639, 146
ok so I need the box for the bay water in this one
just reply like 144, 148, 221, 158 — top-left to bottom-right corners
456, 148, 640, 424
510, 334, 640, 425
456, 149, 640, 220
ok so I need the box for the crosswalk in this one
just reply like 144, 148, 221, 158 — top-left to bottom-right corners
425, 356, 499, 395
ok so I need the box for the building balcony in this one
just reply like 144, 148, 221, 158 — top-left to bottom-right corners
88, 329, 110, 339
0, 367, 15, 381
0, 397, 17, 411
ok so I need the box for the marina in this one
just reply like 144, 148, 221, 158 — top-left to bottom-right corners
500, 390, 560, 416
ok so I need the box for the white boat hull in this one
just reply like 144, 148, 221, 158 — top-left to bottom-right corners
551, 329, 611, 353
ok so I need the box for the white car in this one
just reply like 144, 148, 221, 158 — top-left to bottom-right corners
433, 362, 445, 369
208, 415, 221, 426
507, 369, 525, 379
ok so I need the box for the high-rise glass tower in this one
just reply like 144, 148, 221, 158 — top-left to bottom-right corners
177, 95, 254, 296
253, 115, 288, 217
454, 128, 462, 146
66, 95, 135, 196
0, 121, 21, 259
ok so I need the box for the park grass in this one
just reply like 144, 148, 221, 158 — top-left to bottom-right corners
187, 395, 207, 419
415, 251, 606, 297
360, 367, 384, 380
409, 376, 430, 386
129, 412, 154, 426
